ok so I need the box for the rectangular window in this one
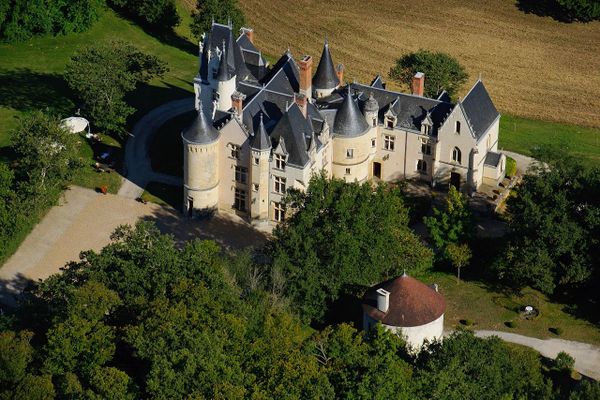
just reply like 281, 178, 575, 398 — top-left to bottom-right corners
230, 144, 240, 160
234, 189, 246, 212
274, 176, 286, 194
455, 121, 461, 134
275, 154, 286, 170
383, 135, 395, 151
253, 157, 259, 165
345, 167, 351, 175
235, 166, 247, 184
371, 138, 376, 148
346, 148, 354, 159
273, 202, 285, 222
417, 159, 427, 173
372, 118, 377, 127
421, 143, 431, 155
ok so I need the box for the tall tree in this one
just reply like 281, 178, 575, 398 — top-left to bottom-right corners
190, 0, 245, 39
267, 174, 433, 322
109, 0, 180, 30
64, 40, 167, 136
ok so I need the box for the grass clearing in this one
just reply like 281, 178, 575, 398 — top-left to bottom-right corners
239, 0, 600, 128
71, 134, 123, 194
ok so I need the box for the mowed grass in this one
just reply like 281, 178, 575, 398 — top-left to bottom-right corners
415, 271, 600, 346
0, 7, 197, 146
239, 0, 600, 129
499, 114, 600, 167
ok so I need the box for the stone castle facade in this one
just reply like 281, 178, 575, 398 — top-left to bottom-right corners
182, 21, 506, 223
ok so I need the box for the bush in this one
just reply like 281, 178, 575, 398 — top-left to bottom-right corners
550, 327, 564, 336
518, 0, 600, 22
554, 351, 575, 372
460, 319, 474, 326
505, 321, 517, 328
0, 0, 105, 43
505, 156, 517, 177
389, 49, 468, 99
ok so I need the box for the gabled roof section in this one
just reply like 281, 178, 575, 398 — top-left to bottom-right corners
461, 80, 499, 140
370, 75, 385, 89
313, 39, 339, 90
333, 86, 370, 137
250, 113, 271, 151
484, 151, 502, 167
182, 106, 220, 145
270, 104, 314, 167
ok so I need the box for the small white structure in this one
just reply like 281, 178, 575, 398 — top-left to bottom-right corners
362, 273, 445, 351
60, 117, 91, 137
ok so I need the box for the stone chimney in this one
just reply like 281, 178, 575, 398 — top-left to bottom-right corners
295, 93, 308, 118
412, 72, 425, 96
241, 27, 254, 44
336, 64, 344, 86
376, 288, 390, 313
231, 91, 246, 115
298, 55, 313, 100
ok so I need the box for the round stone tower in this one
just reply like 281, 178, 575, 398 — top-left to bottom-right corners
182, 104, 220, 217
216, 42, 236, 112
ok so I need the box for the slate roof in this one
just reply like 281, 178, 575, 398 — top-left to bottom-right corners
216, 44, 233, 81
484, 151, 502, 167
270, 104, 315, 167
461, 80, 499, 140
313, 39, 339, 90
199, 23, 253, 82
182, 107, 220, 145
250, 114, 271, 150
333, 87, 370, 137
362, 274, 446, 327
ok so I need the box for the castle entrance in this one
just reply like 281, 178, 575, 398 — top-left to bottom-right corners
373, 162, 382, 179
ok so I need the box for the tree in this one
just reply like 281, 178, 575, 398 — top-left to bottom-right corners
496, 146, 600, 295
553, 351, 575, 374
0, 330, 34, 386
569, 380, 600, 400
109, 0, 180, 30
190, 0, 246, 39
519, 0, 600, 22
267, 174, 433, 322
445, 242, 472, 282
10, 111, 81, 200
64, 40, 167, 136
389, 49, 468, 99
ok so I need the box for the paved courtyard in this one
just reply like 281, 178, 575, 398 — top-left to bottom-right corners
0, 185, 267, 306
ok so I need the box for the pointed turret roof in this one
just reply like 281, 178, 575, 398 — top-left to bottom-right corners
182, 105, 219, 145
251, 113, 271, 150
333, 86, 370, 137
217, 41, 233, 81
312, 38, 339, 90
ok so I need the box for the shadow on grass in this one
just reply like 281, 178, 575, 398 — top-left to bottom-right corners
0, 68, 75, 115
149, 110, 195, 177
0, 273, 36, 309
126, 81, 194, 128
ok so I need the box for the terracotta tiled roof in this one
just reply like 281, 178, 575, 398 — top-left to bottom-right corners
362, 274, 445, 327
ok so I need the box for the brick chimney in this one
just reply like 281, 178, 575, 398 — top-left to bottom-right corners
295, 93, 308, 118
241, 27, 254, 44
298, 55, 313, 100
412, 72, 425, 96
336, 64, 344, 86
231, 91, 246, 115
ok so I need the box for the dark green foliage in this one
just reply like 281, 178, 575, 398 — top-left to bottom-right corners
505, 321, 517, 328
109, 0, 180, 30
190, 0, 246, 39
495, 147, 600, 295
389, 49, 468, 99
64, 40, 167, 136
0, 0, 105, 43
553, 351, 575, 373
414, 331, 552, 400
267, 173, 433, 322
518, 0, 600, 22
505, 156, 517, 177
569, 380, 600, 400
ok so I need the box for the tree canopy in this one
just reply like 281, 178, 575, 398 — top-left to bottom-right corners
109, 0, 180, 30
190, 0, 246, 40
64, 40, 167, 136
389, 49, 468, 99
267, 174, 433, 322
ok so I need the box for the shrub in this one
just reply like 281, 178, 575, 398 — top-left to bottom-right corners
389, 49, 468, 99
550, 327, 564, 336
460, 319, 474, 326
505, 321, 517, 328
505, 156, 517, 177
554, 351, 575, 372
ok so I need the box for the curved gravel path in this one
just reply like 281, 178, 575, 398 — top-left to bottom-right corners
475, 330, 600, 380
118, 97, 195, 199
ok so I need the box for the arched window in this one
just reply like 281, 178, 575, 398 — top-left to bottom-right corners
452, 147, 462, 164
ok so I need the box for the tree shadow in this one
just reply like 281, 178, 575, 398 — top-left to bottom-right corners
0, 273, 36, 310
126, 81, 194, 128
516, 0, 575, 23
0, 68, 75, 115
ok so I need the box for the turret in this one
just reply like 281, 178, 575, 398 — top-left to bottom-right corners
363, 92, 379, 128
182, 103, 221, 217
312, 38, 340, 99
250, 114, 271, 221
216, 41, 236, 112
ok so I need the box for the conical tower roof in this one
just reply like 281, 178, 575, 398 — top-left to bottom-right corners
182, 105, 219, 145
362, 274, 446, 327
312, 38, 339, 90
251, 114, 271, 150
216, 41, 233, 81
333, 86, 370, 137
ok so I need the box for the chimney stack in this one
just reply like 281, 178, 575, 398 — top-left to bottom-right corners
295, 93, 308, 118
336, 64, 344, 86
376, 288, 390, 313
231, 91, 246, 115
241, 27, 254, 44
298, 55, 313, 100
412, 72, 425, 96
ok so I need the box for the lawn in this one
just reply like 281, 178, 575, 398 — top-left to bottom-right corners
141, 182, 183, 210
413, 270, 600, 346
71, 134, 123, 194
499, 114, 600, 167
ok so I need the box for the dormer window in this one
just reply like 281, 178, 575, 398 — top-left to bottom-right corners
452, 147, 462, 164
275, 153, 286, 170
230, 144, 240, 160
387, 118, 394, 129
455, 121, 461, 134
422, 124, 432, 135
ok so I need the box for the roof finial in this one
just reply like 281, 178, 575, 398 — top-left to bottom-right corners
324, 33, 328, 46
260, 112, 264, 126
227, 16, 232, 28
478, 72, 482, 81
